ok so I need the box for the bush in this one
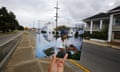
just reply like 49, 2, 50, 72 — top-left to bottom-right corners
84, 27, 108, 40
91, 28, 108, 40
84, 31, 90, 39
91, 31, 107, 40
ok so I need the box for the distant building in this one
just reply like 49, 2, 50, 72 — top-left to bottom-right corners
68, 24, 84, 37
83, 6, 120, 43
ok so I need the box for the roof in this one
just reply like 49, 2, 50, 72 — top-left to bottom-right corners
109, 6, 120, 12
83, 13, 109, 21
83, 5, 120, 21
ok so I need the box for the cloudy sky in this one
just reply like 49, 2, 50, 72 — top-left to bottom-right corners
1, 0, 120, 28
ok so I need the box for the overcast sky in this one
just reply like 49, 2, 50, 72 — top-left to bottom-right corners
1, 0, 120, 28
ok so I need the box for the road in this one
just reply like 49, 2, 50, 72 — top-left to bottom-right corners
29, 30, 120, 72
0, 32, 23, 72
0, 32, 21, 45
79, 43, 120, 72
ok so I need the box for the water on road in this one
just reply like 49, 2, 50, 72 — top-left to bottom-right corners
35, 33, 83, 59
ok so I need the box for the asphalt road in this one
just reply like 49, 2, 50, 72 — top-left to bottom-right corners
0, 32, 20, 45
0, 36, 21, 62
79, 43, 120, 72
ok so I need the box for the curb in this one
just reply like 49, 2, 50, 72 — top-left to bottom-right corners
69, 59, 90, 72
83, 40, 120, 49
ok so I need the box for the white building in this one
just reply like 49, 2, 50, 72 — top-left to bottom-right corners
83, 6, 120, 43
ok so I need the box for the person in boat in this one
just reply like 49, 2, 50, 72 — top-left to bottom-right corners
56, 30, 78, 58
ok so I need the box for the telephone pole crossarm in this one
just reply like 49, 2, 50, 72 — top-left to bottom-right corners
54, 1, 60, 39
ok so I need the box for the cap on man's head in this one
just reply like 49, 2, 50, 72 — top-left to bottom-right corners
60, 30, 68, 35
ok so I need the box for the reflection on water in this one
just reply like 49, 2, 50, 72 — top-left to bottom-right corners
36, 33, 83, 58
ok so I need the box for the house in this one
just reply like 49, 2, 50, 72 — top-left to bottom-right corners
83, 6, 120, 43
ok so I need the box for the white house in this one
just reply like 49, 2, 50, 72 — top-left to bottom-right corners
83, 6, 120, 43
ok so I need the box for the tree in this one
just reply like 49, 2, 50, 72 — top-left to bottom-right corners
55, 25, 70, 31
18, 25, 24, 30
0, 6, 22, 33
0, 7, 9, 32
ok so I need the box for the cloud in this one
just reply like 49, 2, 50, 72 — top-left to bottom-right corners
1, 0, 120, 27
60, 0, 120, 20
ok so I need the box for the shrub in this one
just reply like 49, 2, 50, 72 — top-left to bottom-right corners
84, 31, 90, 39
84, 27, 108, 40
91, 28, 108, 40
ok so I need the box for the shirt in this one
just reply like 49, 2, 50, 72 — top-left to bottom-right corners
56, 38, 72, 49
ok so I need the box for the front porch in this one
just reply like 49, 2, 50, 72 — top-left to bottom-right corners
110, 13, 120, 43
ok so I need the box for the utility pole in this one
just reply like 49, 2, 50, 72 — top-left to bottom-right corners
38, 20, 40, 33
54, 0, 59, 39
38, 20, 40, 29
33, 22, 34, 29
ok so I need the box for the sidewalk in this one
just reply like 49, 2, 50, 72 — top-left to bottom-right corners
83, 40, 120, 49
5, 31, 83, 72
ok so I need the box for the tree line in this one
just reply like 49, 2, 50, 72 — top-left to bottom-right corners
0, 7, 24, 33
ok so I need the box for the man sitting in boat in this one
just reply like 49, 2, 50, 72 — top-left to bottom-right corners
56, 30, 78, 58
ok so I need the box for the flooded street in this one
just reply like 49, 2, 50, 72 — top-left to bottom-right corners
35, 32, 83, 58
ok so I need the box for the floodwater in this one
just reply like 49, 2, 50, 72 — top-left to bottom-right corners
36, 33, 83, 58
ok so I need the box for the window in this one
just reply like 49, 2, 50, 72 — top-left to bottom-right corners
86, 21, 90, 28
114, 31, 120, 40
115, 17, 120, 26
